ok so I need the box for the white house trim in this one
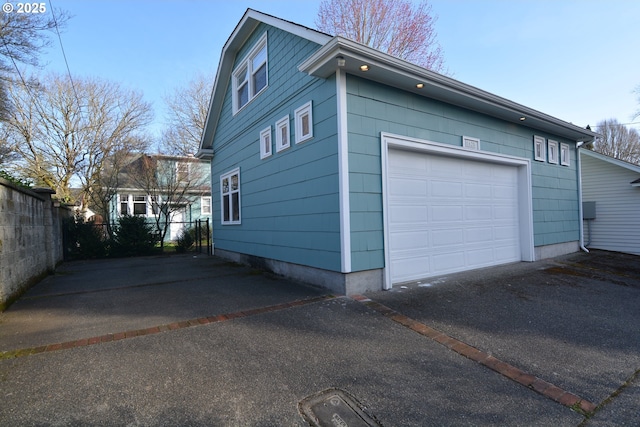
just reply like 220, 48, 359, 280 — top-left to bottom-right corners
336, 69, 351, 273
380, 132, 535, 289
299, 37, 598, 144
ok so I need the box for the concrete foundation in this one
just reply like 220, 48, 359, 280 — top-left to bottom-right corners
214, 248, 383, 295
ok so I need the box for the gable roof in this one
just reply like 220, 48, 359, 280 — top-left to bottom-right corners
580, 148, 640, 186
198, 9, 331, 155
198, 10, 598, 157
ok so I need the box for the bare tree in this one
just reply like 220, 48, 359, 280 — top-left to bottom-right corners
160, 71, 213, 156
634, 85, 640, 121
591, 119, 640, 164
316, 0, 445, 72
129, 154, 209, 250
0, 7, 70, 72
4, 73, 152, 204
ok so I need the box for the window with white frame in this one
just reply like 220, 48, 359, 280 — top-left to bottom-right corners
534, 135, 546, 161
462, 136, 480, 150
150, 195, 160, 215
119, 194, 130, 216
232, 33, 268, 114
201, 196, 211, 215
275, 115, 290, 152
548, 140, 559, 164
560, 143, 570, 166
177, 162, 190, 181
260, 126, 272, 159
133, 195, 148, 215
294, 101, 313, 144
220, 168, 240, 224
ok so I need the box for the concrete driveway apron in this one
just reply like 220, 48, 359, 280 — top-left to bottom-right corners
0, 250, 638, 426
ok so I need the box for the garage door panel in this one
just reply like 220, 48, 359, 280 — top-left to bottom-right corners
390, 205, 428, 224
389, 177, 428, 196
465, 206, 492, 220
388, 148, 522, 284
432, 251, 466, 272
466, 248, 495, 266
392, 256, 431, 282
465, 227, 493, 243
465, 183, 492, 198
431, 180, 463, 197
390, 231, 429, 251
431, 205, 463, 221
431, 229, 464, 247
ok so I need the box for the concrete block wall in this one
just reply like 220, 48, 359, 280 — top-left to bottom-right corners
0, 178, 71, 310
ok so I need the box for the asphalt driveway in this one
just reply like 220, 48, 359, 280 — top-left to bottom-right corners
0, 250, 638, 426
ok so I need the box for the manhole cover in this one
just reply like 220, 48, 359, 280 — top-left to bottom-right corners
299, 388, 382, 427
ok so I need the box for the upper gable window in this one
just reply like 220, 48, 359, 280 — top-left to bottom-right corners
232, 33, 268, 114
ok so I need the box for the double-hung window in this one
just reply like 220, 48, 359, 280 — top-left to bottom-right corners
177, 162, 190, 181
119, 194, 130, 216
201, 196, 212, 215
221, 168, 241, 224
133, 195, 148, 216
232, 33, 268, 114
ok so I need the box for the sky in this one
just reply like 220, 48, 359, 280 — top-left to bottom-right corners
33, 0, 640, 140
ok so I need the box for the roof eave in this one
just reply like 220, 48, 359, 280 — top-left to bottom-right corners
299, 37, 599, 143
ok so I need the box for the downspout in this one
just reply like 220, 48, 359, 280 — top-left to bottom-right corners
576, 142, 589, 253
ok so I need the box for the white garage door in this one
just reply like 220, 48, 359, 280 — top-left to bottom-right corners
388, 148, 521, 284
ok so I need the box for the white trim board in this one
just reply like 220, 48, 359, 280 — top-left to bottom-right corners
336, 69, 351, 273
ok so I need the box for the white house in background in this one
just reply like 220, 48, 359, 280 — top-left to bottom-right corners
580, 149, 640, 255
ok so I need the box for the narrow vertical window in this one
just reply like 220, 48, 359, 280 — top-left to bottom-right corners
260, 126, 272, 159
252, 45, 267, 94
548, 140, 559, 164
534, 135, 546, 162
220, 168, 241, 225
232, 33, 268, 114
294, 101, 313, 144
150, 195, 160, 215
201, 196, 211, 215
560, 143, 570, 166
276, 116, 290, 152
177, 162, 190, 181
119, 194, 129, 216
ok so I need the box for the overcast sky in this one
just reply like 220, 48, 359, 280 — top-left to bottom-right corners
36, 0, 640, 138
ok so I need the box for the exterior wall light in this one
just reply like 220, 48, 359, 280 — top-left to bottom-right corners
336, 56, 346, 67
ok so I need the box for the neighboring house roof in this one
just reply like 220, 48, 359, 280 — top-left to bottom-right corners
580, 149, 640, 186
116, 154, 211, 193
198, 9, 598, 157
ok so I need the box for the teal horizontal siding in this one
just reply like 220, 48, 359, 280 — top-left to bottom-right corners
210, 24, 341, 271
346, 75, 580, 270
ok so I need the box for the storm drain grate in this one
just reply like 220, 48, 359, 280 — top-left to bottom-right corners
299, 388, 382, 427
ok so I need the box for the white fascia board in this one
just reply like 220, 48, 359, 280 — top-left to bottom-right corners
299, 37, 599, 143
